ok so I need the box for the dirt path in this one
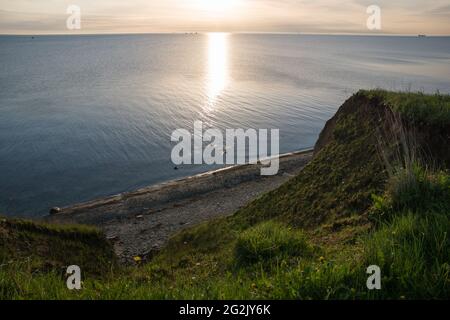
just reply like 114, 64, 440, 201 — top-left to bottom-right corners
47, 151, 313, 263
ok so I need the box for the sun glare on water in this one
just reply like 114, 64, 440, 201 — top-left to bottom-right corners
205, 33, 229, 111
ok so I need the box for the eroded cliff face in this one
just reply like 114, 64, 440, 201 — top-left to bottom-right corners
236, 92, 389, 227
238, 90, 449, 228
314, 93, 388, 156
315, 91, 450, 169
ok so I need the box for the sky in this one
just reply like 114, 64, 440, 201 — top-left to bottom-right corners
1, 0, 450, 35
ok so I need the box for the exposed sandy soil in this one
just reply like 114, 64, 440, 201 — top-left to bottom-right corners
47, 151, 313, 263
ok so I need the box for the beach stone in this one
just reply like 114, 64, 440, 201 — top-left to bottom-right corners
49, 207, 61, 215
107, 235, 119, 242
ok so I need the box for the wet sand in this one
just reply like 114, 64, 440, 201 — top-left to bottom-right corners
47, 150, 313, 263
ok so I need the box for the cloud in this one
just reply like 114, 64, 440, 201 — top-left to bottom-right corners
0, 0, 449, 34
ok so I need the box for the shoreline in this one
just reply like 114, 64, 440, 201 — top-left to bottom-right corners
48, 148, 314, 220
47, 149, 314, 262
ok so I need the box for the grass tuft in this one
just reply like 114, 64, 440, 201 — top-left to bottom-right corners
234, 221, 313, 267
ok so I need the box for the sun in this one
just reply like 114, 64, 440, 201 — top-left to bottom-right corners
196, 0, 240, 12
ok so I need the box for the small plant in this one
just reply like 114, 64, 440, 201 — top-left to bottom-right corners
234, 221, 312, 267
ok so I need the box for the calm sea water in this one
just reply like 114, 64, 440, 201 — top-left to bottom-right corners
1, 34, 450, 217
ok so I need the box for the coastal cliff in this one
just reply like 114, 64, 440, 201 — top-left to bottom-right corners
1, 90, 449, 299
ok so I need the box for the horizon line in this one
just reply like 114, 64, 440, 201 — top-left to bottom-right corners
1, 31, 450, 37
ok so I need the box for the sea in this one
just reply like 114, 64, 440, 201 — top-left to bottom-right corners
1, 33, 450, 217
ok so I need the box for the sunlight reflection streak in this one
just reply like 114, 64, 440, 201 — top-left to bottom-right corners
206, 33, 229, 111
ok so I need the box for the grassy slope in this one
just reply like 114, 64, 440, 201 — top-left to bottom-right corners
0, 218, 116, 299
1, 90, 449, 299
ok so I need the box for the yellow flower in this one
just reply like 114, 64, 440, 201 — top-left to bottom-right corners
318, 256, 325, 262
133, 256, 142, 263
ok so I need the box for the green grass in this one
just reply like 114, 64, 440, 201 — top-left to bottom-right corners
234, 221, 313, 267
1, 169, 448, 300
372, 165, 450, 219
361, 89, 450, 127
363, 212, 450, 299
1, 90, 449, 300
0, 218, 116, 277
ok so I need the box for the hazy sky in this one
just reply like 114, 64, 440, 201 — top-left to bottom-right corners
1, 0, 450, 35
